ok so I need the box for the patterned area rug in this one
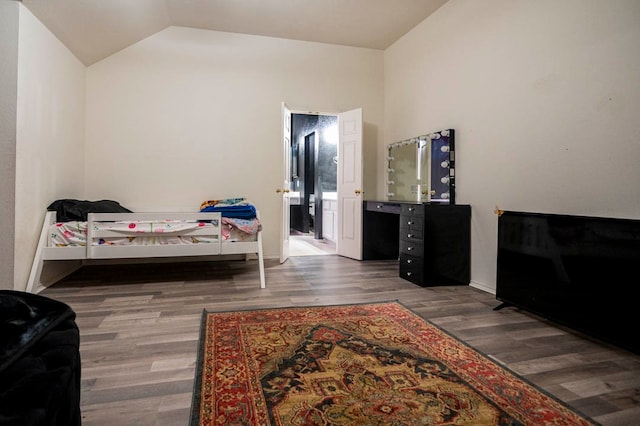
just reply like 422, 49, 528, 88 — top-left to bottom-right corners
190, 301, 598, 425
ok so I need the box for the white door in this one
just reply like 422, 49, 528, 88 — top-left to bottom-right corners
280, 102, 292, 263
337, 108, 363, 260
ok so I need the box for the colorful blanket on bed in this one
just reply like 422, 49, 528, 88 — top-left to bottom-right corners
221, 218, 259, 235
49, 221, 219, 247
50, 222, 88, 247
93, 220, 215, 234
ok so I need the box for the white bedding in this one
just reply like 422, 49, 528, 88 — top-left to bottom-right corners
49, 221, 88, 247
49, 218, 257, 247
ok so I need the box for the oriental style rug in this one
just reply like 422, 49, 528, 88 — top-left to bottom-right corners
190, 301, 598, 426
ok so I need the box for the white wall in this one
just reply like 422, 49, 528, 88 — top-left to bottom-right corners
384, 0, 640, 293
85, 26, 384, 258
14, 4, 86, 291
0, 1, 19, 290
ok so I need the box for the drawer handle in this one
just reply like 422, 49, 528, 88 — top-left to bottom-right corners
406, 272, 413, 276
407, 247, 413, 251
407, 234, 413, 238
408, 207, 414, 212
377, 205, 382, 209
406, 259, 412, 264
407, 221, 413, 225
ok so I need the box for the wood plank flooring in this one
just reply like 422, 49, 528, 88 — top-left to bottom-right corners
41, 255, 640, 425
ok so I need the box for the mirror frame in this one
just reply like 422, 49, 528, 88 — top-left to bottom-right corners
386, 129, 455, 204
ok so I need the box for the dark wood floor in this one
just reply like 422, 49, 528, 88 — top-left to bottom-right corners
42, 255, 640, 425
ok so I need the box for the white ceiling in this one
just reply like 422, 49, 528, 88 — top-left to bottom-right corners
21, 0, 449, 66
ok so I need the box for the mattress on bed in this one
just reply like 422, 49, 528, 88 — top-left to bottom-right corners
92, 219, 221, 247
48, 218, 258, 247
93, 219, 218, 234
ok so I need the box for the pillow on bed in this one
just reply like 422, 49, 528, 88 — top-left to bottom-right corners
47, 199, 132, 222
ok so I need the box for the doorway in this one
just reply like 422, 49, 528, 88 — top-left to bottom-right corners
289, 113, 337, 256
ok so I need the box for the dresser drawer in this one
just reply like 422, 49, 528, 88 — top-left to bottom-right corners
399, 239, 424, 257
399, 260, 423, 285
365, 201, 402, 214
400, 215, 423, 230
399, 226, 423, 241
399, 253, 422, 268
401, 203, 424, 217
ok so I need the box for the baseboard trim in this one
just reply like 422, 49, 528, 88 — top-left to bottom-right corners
470, 280, 495, 295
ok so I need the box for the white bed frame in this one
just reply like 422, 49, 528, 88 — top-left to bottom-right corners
26, 210, 266, 293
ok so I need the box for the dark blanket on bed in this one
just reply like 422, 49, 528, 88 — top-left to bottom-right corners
48, 198, 132, 222
200, 203, 257, 219
0, 290, 81, 426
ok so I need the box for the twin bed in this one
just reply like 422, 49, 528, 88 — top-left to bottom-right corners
26, 200, 265, 293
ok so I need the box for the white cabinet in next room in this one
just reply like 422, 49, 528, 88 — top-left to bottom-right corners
322, 194, 337, 242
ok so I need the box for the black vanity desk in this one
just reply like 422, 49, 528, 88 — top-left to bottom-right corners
363, 200, 471, 287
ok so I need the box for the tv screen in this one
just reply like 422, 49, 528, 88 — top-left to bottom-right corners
496, 211, 640, 354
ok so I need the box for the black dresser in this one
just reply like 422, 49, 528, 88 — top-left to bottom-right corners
363, 201, 471, 286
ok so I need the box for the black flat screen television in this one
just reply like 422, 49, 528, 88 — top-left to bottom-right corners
496, 210, 640, 354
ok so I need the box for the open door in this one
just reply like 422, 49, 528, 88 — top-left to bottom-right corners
279, 102, 292, 263
337, 108, 363, 260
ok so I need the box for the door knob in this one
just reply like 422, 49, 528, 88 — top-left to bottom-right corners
354, 189, 362, 195
276, 188, 282, 193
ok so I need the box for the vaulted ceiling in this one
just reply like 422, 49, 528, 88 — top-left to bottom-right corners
21, 0, 449, 66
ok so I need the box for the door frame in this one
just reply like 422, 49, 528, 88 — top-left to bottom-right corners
280, 102, 292, 263
281, 105, 341, 260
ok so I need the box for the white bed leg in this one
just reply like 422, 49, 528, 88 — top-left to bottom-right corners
26, 212, 54, 293
26, 254, 45, 294
257, 231, 266, 289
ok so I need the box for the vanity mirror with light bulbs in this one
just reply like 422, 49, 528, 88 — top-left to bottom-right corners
386, 129, 455, 204
363, 128, 469, 287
